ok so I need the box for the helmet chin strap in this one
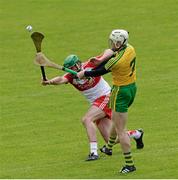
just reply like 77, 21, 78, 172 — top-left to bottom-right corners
115, 38, 126, 51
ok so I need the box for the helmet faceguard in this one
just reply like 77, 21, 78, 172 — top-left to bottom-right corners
63, 55, 81, 72
109, 29, 129, 50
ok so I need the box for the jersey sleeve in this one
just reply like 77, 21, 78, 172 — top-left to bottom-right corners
63, 73, 73, 83
105, 49, 125, 70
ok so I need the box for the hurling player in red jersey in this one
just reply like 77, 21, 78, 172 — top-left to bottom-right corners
39, 53, 143, 161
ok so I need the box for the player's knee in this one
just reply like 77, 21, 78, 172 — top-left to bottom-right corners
117, 131, 130, 146
116, 130, 126, 139
119, 132, 125, 138
81, 116, 92, 125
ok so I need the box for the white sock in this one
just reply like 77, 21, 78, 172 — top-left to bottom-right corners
90, 142, 98, 155
127, 130, 141, 139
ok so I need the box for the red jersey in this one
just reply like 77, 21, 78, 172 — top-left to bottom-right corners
64, 61, 111, 103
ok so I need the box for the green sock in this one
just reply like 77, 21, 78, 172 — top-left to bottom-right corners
124, 152, 134, 166
106, 136, 116, 149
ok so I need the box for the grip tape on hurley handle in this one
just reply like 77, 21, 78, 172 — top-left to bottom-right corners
62, 67, 77, 75
40, 66, 47, 81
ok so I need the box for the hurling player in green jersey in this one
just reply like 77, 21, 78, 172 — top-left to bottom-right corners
77, 29, 138, 174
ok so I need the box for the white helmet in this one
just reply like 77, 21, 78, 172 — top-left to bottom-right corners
109, 29, 129, 48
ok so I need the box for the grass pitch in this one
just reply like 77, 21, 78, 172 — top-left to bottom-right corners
0, 0, 178, 178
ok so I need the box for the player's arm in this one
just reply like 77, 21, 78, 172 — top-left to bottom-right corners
42, 76, 68, 86
84, 66, 109, 77
77, 56, 114, 78
77, 63, 110, 79
90, 49, 115, 66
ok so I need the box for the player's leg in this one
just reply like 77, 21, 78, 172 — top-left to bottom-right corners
96, 117, 111, 143
113, 111, 136, 173
126, 83, 144, 149
97, 93, 143, 153
112, 129, 144, 149
127, 129, 144, 149
93, 94, 117, 152
81, 105, 106, 161
110, 84, 136, 173
100, 126, 144, 156
100, 122, 117, 155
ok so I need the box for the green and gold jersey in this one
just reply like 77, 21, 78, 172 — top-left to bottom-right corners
105, 44, 136, 86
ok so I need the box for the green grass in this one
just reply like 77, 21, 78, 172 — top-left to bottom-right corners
0, 0, 178, 178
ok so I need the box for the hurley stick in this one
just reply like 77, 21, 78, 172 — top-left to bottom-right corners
35, 52, 77, 75
31, 32, 47, 80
